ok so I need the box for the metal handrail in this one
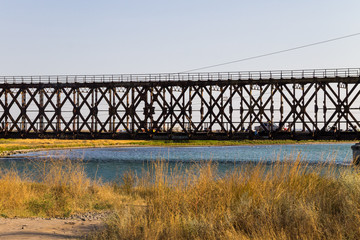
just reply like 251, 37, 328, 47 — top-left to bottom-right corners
0, 68, 359, 84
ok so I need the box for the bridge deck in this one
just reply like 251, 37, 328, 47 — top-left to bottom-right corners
1, 68, 359, 84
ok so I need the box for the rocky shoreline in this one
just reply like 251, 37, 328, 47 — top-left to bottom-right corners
61, 211, 111, 222
4, 211, 112, 222
0, 149, 35, 157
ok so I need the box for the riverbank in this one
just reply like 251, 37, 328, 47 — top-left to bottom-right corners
0, 138, 357, 157
0, 139, 146, 157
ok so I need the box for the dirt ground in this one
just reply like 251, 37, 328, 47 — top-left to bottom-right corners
0, 218, 103, 239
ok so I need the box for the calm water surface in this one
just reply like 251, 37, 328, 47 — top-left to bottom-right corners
0, 143, 354, 181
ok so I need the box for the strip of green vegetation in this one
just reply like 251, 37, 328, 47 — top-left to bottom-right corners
136, 139, 356, 146
0, 139, 143, 153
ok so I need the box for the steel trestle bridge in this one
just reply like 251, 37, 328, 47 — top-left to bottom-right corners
0, 68, 360, 140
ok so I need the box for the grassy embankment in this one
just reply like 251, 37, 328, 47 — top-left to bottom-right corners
0, 139, 145, 153
1, 154, 360, 239
136, 139, 357, 146
0, 138, 356, 154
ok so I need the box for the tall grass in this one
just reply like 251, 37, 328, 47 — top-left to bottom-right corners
0, 158, 140, 218
1, 153, 360, 239
88, 157, 360, 240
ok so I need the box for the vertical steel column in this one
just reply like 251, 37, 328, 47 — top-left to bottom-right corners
21, 88, 26, 132
77, 88, 80, 132
280, 85, 284, 128
292, 84, 296, 132
200, 87, 204, 130
189, 86, 192, 132
302, 85, 305, 132
112, 87, 116, 133
209, 86, 212, 132
270, 84, 274, 134
91, 88, 95, 134
182, 86, 185, 131
162, 88, 166, 132
170, 86, 173, 131
150, 87, 154, 131
260, 86, 263, 126
229, 85, 233, 133
314, 83, 318, 133
56, 88, 61, 133
131, 87, 135, 134
249, 85, 252, 131
73, 89, 76, 132
323, 84, 327, 130
39, 89, 44, 133
4, 89, 8, 133
240, 85, 244, 131
346, 83, 349, 131
220, 86, 224, 131
126, 90, 129, 130
95, 88, 98, 133
337, 82, 341, 132
109, 88, 112, 133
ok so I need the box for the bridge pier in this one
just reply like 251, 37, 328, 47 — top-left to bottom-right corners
352, 143, 360, 165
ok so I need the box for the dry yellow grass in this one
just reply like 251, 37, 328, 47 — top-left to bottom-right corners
1, 153, 360, 239
0, 158, 144, 218
87, 157, 360, 240
0, 138, 145, 153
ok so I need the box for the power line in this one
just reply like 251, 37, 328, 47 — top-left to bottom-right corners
180, 32, 360, 73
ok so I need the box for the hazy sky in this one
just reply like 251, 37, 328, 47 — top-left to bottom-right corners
1, 0, 359, 75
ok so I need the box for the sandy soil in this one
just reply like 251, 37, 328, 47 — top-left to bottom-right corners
0, 218, 103, 240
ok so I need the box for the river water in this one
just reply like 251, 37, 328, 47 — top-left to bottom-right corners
0, 143, 354, 182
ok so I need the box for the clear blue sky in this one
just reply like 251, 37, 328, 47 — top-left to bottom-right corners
0, 0, 359, 75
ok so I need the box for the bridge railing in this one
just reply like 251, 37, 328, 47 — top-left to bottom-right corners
0, 68, 359, 84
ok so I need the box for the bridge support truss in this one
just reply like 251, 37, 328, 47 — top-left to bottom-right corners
0, 69, 360, 140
